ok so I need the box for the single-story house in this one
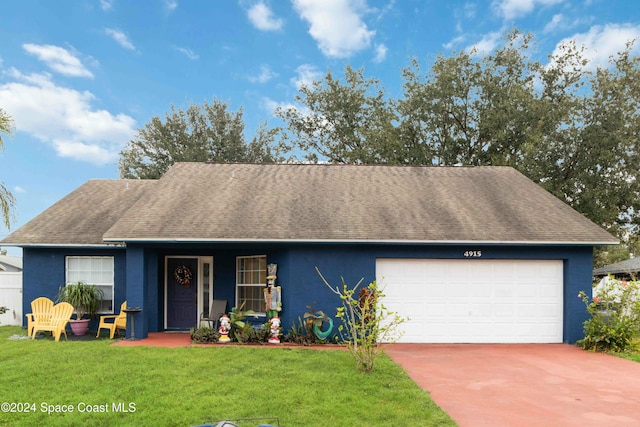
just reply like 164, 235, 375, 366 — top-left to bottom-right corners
593, 257, 640, 280
0, 163, 617, 343
0, 255, 23, 273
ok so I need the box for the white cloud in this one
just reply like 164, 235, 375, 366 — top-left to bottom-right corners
249, 64, 277, 83
292, 0, 375, 58
290, 64, 323, 89
0, 69, 136, 165
551, 24, 640, 70
104, 28, 136, 51
543, 13, 564, 33
164, 0, 178, 12
22, 44, 93, 78
467, 31, 502, 55
262, 97, 316, 128
443, 35, 466, 50
373, 43, 387, 63
247, 2, 283, 31
493, 0, 564, 20
13, 186, 25, 194
262, 97, 298, 115
99, 0, 114, 11
175, 47, 199, 60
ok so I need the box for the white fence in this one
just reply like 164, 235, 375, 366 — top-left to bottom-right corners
0, 272, 22, 326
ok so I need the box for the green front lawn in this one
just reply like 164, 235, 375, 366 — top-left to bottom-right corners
0, 326, 454, 427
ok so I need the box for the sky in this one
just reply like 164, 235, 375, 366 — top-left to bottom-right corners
1, 0, 640, 256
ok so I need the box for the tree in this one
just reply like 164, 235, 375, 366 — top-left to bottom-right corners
524, 41, 640, 238
0, 108, 16, 230
398, 30, 541, 167
278, 29, 640, 248
276, 66, 400, 164
119, 99, 281, 179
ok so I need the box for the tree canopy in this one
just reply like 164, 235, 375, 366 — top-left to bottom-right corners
276, 30, 640, 251
0, 107, 16, 230
119, 98, 281, 179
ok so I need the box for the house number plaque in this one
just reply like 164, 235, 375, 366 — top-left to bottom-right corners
463, 250, 482, 258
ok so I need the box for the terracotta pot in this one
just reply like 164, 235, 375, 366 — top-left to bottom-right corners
69, 319, 90, 336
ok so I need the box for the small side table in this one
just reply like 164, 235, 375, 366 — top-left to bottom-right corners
122, 307, 142, 340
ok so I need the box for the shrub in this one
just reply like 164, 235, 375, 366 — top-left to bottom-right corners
284, 316, 329, 345
190, 326, 218, 343
577, 277, 640, 352
316, 267, 407, 373
234, 322, 270, 344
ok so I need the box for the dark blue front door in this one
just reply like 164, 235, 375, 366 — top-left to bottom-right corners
166, 257, 198, 329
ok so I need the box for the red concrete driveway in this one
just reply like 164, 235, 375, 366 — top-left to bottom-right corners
386, 344, 640, 427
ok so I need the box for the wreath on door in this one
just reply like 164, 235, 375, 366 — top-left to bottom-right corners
174, 265, 193, 288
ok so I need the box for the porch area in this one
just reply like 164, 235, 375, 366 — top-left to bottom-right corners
111, 331, 191, 347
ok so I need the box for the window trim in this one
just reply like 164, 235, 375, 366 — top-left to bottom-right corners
235, 255, 267, 316
65, 256, 115, 314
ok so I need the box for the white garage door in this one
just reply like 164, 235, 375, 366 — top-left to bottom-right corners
376, 259, 563, 343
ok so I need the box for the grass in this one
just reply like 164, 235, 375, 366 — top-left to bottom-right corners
0, 326, 455, 427
611, 338, 640, 363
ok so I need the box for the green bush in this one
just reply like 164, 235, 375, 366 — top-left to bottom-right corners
233, 322, 270, 343
190, 326, 219, 343
577, 277, 640, 352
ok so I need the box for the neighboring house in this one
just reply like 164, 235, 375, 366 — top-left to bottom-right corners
0, 163, 617, 343
593, 257, 640, 280
0, 255, 23, 326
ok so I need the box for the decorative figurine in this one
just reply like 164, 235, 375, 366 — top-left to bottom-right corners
264, 263, 281, 320
268, 316, 281, 344
218, 314, 231, 343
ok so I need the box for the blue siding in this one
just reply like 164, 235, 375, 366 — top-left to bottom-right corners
278, 244, 592, 343
22, 247, 127, 330
21, 243, 593, 343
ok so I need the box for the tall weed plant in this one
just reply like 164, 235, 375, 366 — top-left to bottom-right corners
577, 276, 640, 352
316, 267, 407, 373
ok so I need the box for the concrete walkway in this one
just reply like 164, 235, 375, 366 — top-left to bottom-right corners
385, 344, 640, 427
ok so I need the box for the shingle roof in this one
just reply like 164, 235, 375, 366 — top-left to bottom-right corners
101, 163, 615, 244
593, 257, 640, 276
0, 255, 22, 271
1, 179, 155, 246
1, 163, 617, 246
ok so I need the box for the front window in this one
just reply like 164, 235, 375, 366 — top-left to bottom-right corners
65, 256, 114, 313
236, 255, 266, 314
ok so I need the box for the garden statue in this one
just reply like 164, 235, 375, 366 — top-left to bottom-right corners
263, 263, 281, 319
268, 316, 281, 344
218, 314, 231, 343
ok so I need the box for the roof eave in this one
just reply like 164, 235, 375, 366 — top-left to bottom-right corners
102, 237, 619, 246
1, 243, 126, 248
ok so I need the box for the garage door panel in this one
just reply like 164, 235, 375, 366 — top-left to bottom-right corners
377, 259, 563, 344
515, 283, 538, 297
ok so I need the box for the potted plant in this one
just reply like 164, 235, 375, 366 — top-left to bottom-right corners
56, 281, 103, 336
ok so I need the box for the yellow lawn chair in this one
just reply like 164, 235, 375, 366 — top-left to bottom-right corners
31, 302, 74, 341
25, 297, 54, 338
96, 301, 127, 339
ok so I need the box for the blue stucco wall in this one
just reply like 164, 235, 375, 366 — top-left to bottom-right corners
21, 247, 127, 330
21, 243, 593, 343
284, 244, 593, 343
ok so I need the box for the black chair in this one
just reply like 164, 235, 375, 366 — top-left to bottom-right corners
200, 299, 227, 330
